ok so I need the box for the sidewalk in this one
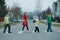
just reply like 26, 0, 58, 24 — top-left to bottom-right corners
40, 20, 60, 27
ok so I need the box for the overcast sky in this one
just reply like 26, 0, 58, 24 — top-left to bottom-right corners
5, 0, 57, 12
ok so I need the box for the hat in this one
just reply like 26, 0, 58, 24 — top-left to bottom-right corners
36, 19, 39, 21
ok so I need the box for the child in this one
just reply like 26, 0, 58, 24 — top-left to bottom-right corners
3, 14, 12, 33
34, 19, 40, 33
47, 13, 53, 32
22, 12, 29, 31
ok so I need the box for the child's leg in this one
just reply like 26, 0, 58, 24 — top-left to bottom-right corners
35, 27, 37, 32
26, 26, 29, 31
47, 23, 50, 32
3, 24, 7, 33
22, 25, 25, 31
37, 27, 39, 32
7, 24, 11, 33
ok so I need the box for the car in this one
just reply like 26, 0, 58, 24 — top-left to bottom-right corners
13, 19, 22, 22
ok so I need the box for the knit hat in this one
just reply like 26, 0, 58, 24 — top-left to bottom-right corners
36, 19, 39, 21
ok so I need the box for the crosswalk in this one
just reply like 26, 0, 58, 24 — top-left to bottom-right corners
57, 31, 60, 32
5, 31, 60, 34
18, 31, 35, 33
18, 31, 25, 33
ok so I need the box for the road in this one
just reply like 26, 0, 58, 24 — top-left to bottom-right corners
0, 20, 60, 40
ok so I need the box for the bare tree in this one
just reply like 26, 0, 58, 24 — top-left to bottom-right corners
12, 3, 22, 21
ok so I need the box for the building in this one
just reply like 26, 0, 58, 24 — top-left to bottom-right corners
57, 0, 60, 17
52, 2, 57, 18
52, 0, 60, 22
52, 0, 60, 17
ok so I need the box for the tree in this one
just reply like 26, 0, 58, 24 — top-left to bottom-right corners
54, 2, 57, 11
46, 7, 51, 14
28, 12, 33, 20
12, 4, 22, 20
0, 0, 8, 17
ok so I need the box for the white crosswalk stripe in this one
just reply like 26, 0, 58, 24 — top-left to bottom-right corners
32, 31, 34, 33
18, 31, 35, 33
44, 31, 52, 33
6, 32, 8, 34
45, 31, 47, 32
58, 31, 60, 32
4, 31, 60, 34
18, 31, 24, 33
4, 30, 60, 34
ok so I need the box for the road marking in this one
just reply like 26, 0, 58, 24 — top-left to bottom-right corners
44, 31, 52, 33
45, 31, 47, 32
18, 31, 35, 33
58, 31, 60, 32
18, 31, 24, 33
44, 31, 60, 33
32, 31, 34, 33
6, 32, 8, 34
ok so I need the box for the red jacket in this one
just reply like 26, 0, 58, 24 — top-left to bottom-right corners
22, 14, 28, 26
22, 21, 28, 26
23, 15, 27, 21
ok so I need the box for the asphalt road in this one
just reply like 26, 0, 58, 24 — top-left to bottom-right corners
0, 20, 60, 40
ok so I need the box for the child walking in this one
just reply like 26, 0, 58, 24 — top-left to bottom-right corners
34, 19, 40, 33
22, 12, 29, 31
47, 13, 53, 32
3, 14, 12, 33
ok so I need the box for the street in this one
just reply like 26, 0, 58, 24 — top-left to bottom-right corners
0, 20, 60, 40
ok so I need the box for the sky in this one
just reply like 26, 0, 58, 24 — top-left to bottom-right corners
41, 0, 57, 11
5, 0, 57, 12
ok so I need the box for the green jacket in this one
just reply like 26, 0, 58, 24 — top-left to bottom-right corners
47, 16, 52, 23
4, 16, 10, 24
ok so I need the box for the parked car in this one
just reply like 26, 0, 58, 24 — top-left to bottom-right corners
13, 19, 22, 22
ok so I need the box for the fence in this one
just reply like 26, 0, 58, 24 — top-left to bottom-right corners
0, 17, 4, 22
